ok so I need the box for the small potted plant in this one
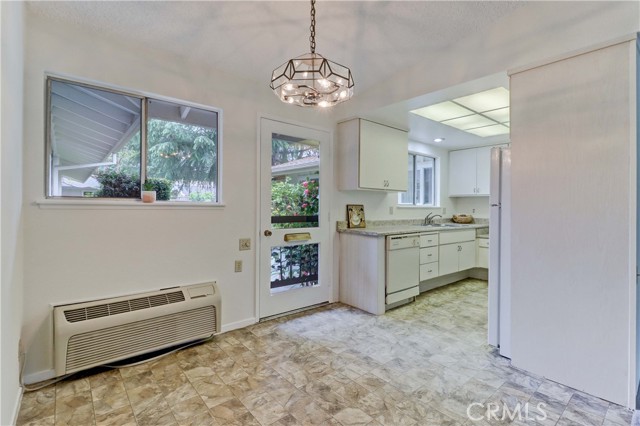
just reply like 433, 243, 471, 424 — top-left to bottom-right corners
141, 180, 156, 203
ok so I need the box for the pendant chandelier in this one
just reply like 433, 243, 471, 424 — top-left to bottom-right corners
270, 0, 354, 108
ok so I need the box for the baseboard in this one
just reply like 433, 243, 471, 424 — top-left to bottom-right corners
23, 369, 55, 386
221, 317, 256, 333
10, 386, 23, 426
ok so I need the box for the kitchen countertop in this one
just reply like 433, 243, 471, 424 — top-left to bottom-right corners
338, 223, 489, 237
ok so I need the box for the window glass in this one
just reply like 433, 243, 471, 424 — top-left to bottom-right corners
46, 78, 220, 203
399, 154, 436, 206
146, 99, 218, 202
48, 80, 142, 198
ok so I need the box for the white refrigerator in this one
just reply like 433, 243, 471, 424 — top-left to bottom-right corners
488, 146, 511, 358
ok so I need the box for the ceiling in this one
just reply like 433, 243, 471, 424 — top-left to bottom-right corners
27, 1, 631, 150
27, 1, 525, 94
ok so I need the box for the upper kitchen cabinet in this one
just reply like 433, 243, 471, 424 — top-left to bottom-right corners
449, 145, 493, 196
337, 118, 408, 191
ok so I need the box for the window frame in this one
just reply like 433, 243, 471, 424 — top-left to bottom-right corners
44, 75, 223, 204
398, 152, 437, 207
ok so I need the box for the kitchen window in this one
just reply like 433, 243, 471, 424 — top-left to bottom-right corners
46, 77, 220, 203
399, 153, 436, 206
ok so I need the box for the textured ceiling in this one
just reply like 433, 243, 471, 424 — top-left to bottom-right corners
26, 1, 525, 93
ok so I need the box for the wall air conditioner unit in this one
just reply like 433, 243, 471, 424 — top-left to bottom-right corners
53, 282, 221, 377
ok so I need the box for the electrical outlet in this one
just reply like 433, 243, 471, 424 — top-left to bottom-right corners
389, 206, 394, 215
443, 207, 447, 214
239, 238, 251, 251
472, 208, 476, 213
234, 260, 242, 272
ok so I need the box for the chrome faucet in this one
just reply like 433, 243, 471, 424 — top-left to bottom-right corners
424, 213, 443, 225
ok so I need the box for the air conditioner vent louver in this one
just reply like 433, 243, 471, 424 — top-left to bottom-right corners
63, 291, 186, 323
54, 283, 220, 377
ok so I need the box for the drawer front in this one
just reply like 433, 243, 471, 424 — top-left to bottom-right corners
420, 262, 439, 281
478, 238, 489, 248
439, 229, 476, 244
420, 246, 438, 264
420, 233, 439, 247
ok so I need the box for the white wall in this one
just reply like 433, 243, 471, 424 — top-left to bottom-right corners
1, 1, 25, 423
21, 13, 332, 381
510, 39, 637, 407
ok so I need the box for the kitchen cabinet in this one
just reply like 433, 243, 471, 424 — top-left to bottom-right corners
337, 118, 408, 191
419, 233, 439, 281
449, 146, 493, 196
438, 230, 476, 275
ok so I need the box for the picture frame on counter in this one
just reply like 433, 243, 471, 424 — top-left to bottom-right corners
347, 204, 366, 228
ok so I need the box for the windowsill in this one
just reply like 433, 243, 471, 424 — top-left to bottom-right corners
36, 199, 225, 210
396, 205, 441, 209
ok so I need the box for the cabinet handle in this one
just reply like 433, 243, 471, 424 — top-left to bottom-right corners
383, 180, 390, 188
428, 269, 432, 273
428, 254, 432, 257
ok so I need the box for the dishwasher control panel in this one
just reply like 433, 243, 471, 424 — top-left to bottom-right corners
387, 234, 420, 250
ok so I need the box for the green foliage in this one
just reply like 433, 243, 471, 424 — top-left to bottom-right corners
111, 119, 217, 199
94, 170, 140, 198
146, 119, 217, 192
271, 177, 319, 228
189, 192, 214, 202
145, 178, 172, 201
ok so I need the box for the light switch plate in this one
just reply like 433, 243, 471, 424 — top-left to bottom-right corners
239, 238, 251, 251
234, 260, 242, 272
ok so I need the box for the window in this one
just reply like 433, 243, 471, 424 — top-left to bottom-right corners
399, 154, 436, 206
46, 77, 220, 202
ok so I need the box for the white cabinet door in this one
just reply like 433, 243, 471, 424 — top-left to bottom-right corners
475, 146, 493, 195
359, 120, 408, 191
337, 119, 408, 191
449, 149, 477, 196
439, 244, 459, 276
458, 241, 477, 271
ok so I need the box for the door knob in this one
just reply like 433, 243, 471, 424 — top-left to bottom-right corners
264, 230, 272, 237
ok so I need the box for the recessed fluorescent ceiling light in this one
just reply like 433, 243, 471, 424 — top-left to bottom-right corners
454, 87, 509, 112
409, 87, 510, 138
466, 124, 510, 137
441, 114, 495, 131
410, 101, 473, 122
482, 107, 509, 123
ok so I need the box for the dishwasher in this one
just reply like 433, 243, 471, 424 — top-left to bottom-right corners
386, 234, 420, 305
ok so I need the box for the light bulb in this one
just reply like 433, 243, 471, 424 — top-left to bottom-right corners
339, 90, 347, 99
287, 97, 294, 104
284, 84, 294, 91
319, 79, 329, 88
318, 101, 329, 108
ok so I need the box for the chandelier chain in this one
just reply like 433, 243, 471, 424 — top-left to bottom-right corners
309, 0, 316, 53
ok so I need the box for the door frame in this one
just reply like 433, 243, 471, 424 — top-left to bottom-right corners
255, 114, 334, 320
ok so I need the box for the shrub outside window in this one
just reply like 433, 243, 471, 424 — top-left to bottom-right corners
46, 77, 220, 202
399, 154, 436, 206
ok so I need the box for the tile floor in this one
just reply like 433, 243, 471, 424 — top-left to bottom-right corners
16, 279, 633, 426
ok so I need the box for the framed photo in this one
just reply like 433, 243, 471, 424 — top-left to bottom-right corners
347, 204, 366, 228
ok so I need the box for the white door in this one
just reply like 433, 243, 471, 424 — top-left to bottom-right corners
258, 118, 331, 319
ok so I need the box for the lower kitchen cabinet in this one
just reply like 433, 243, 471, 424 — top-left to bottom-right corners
439, 240, 476, 276
477, 238, 489, 269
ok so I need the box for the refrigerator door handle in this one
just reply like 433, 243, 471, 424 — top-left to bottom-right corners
491, 204, 500, 207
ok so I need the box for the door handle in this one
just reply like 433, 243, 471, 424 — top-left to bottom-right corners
264, 230, 272, 237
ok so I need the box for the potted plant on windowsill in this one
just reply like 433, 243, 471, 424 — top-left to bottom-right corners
141, 180, 156, 203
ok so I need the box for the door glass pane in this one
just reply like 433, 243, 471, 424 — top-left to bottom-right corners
270, 243, 319, 294
271, 134, 319, 228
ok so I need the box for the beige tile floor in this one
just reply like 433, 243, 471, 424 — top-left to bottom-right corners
16, 279, 633, 426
